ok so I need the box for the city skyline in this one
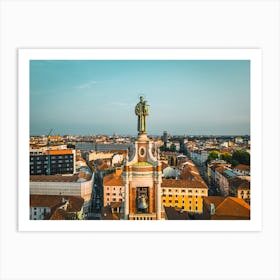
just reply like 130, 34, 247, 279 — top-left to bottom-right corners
30, 60, 250, 136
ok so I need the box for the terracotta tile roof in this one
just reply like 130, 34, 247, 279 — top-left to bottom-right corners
235, 164, 250, 172
180, 168, 195, 180
204, 196, 250, 219
30, 195, 64, 209
66, 197, 84, 212
30, 175, 79, 182
161, 162, 170, 170
76, 156, 86, 162
49, 209, 67, 220
164, 206, 189, 220
30, 195, 84, 212
238, 180, 250, 190
215, 166, 226, 173
103, 173, 124, 186
162, 179, 207, 189
229, 177, 249, 190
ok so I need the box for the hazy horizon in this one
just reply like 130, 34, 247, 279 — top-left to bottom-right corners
30, 60, 250, 136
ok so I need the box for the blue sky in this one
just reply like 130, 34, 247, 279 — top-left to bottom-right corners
30, 60, 250, 136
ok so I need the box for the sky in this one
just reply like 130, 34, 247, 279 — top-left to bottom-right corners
30, 60, 250, 136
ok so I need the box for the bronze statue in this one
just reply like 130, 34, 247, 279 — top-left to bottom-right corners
135, 96, 149, 134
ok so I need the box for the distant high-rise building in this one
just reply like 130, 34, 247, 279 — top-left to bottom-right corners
162, 131, 168, 147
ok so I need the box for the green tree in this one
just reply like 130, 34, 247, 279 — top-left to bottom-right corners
232, 150, 250, 165
220, 152, 232, 163
170, 143, 176, 152
231, 159, 239, 167
160, 145, 166, 152
207, 150, 219, 163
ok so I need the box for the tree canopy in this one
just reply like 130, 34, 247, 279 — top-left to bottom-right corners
206, 151, 219, 163
206, 150, 250, 167
232, 150, 250, 165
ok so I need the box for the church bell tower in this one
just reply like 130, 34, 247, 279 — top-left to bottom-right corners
122, 96, 163, 220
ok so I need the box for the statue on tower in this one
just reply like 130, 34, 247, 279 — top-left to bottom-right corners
135, 96, 149, 135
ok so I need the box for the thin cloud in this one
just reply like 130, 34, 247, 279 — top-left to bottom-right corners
110, 102, 131, 107
76, 80, 97, 89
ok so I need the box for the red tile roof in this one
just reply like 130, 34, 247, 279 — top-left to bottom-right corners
162, 179, 207, 189
30, 175, 79, 182
30, 195, 84, 212
49, 209, 67, 220
238, 180, 250, 190
215, 166, 226, 173
204, 196, 250, 219
103, 173, 124, 186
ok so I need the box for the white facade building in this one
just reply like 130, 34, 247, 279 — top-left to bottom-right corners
30, 174, 94, 215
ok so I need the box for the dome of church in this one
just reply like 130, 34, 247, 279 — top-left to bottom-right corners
163, 166, 177, 179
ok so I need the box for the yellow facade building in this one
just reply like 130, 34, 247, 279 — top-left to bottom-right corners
161, 179, 208, 213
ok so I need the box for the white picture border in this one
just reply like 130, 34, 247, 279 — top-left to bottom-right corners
18, 48, 262, 232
